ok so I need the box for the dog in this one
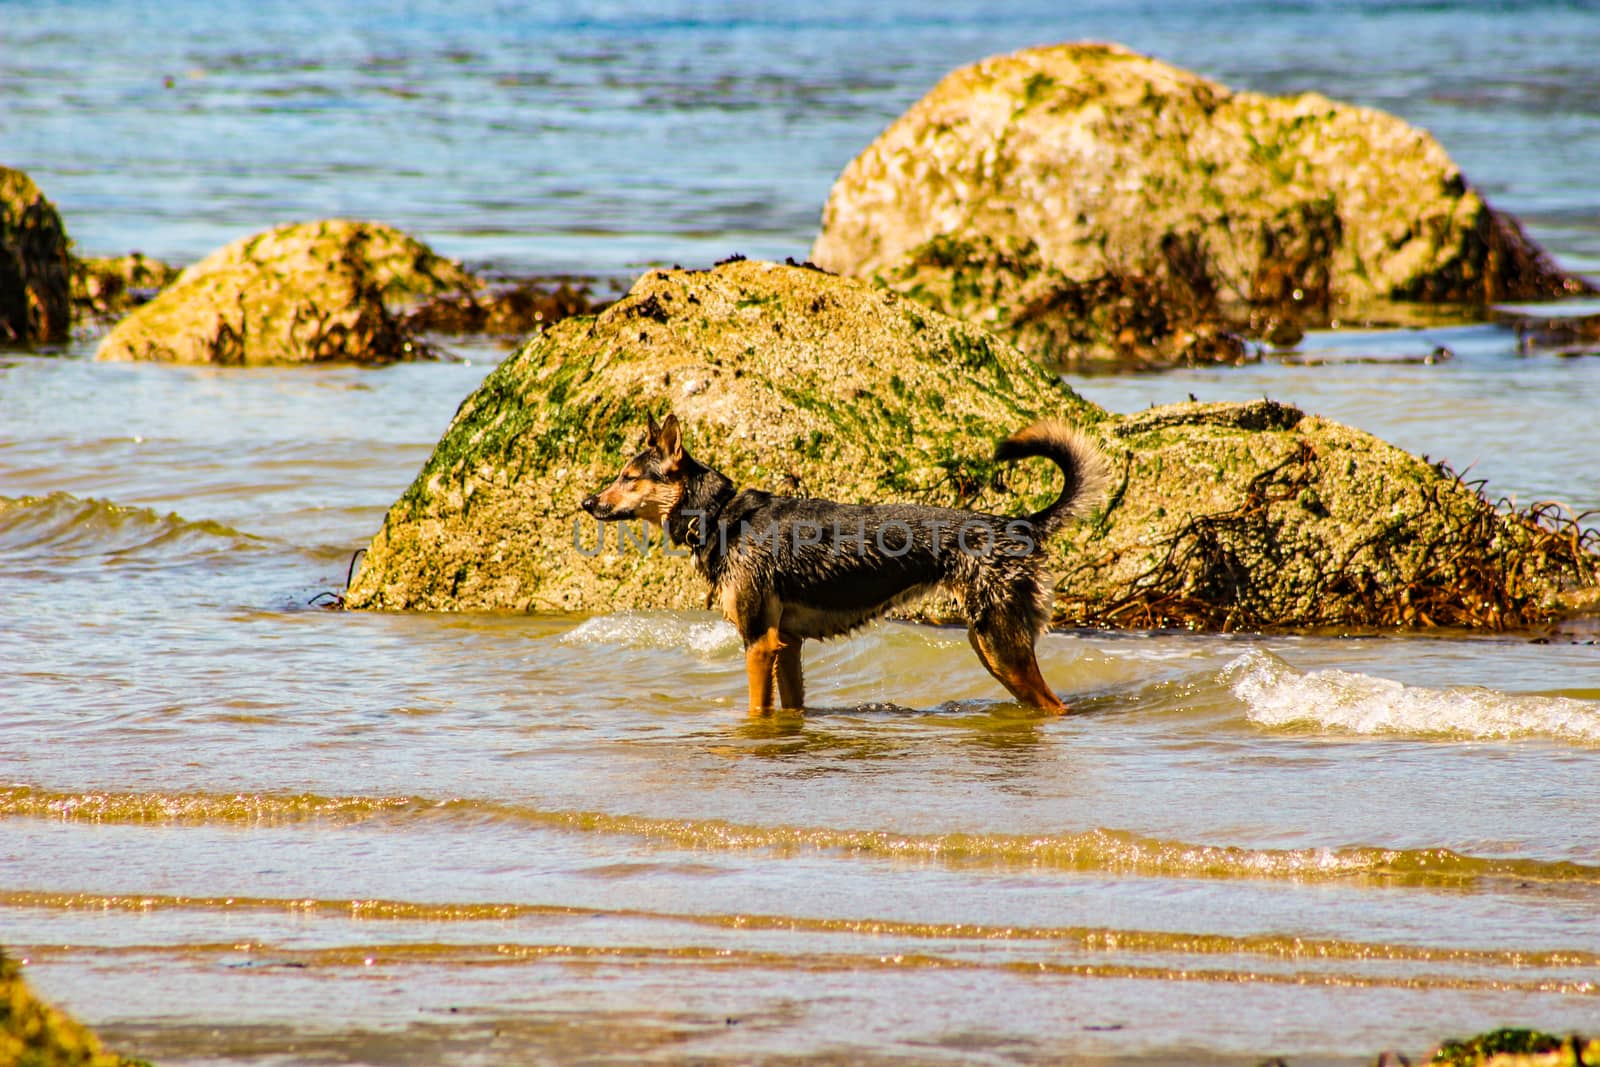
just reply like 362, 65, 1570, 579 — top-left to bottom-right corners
581, 414, 1110, 714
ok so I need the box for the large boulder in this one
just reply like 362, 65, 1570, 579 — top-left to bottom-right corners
0, 167, 73, 345
348, 257, 1099, 613
346, 260, 1596, 629
811, 43, 1591, 369
95, 220, 477, 364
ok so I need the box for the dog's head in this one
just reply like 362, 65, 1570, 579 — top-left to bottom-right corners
581, 413, 688, 524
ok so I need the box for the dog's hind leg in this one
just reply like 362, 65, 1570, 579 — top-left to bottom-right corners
968, 627, 1069, 714
745, 627, 785, 714
773, 632, 805, 710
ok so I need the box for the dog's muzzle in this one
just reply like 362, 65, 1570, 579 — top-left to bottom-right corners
582, 494, 630, 520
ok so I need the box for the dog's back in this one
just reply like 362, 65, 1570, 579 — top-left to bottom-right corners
701, 421, 1111, 642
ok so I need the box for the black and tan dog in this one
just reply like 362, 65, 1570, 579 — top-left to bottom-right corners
581, 414, 1110, 714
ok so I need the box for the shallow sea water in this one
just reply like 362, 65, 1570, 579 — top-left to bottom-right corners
3, 1, 1600, 1063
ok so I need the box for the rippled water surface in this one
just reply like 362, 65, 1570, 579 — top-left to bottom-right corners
4, 1, 1600, 1063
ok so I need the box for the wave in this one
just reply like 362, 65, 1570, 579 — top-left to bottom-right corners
6, 888, 1597, 971
0, 491, 262, 562
561, 612, 740, 656
6, 785, 1598, 889
1223, 649, 1600, 744
558, 612, 994, 661
11, 937, 1595, 998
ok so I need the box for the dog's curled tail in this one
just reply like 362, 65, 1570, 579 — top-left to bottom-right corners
994, 421, 1113, 540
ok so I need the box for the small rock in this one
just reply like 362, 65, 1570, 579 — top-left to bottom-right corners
96, 219, 477, 365
70, 252, 180, 320
0, 166, 73, 345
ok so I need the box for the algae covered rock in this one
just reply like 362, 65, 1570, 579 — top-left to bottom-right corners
70, 253, 180, 321
811, 43, 1590, 368
95, 219, 477, 364
347, 257, 1100, 612
347, 258, 1596, 629
1430, 1029, 1600, 1067
1055, 400, 1597, 630
0, 950, 141, 1067
0, 167, 73, 345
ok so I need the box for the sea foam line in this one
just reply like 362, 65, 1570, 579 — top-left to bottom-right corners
5, 888, 1597, 969
1222, 649, 1600, 743
5, 785, 1598, 888
561, 612, 740, 657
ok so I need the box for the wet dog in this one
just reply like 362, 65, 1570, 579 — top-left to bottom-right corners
581, 414, 1110, 714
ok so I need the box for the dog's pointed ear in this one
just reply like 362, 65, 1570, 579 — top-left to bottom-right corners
658, 414, 684, 465
645, 412, 662, 445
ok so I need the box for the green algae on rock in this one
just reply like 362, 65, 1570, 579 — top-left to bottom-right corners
1429, 1029, 1599, 1067
69, 253, 180, 322
95, 219, 478, 365
1255, 1030, 1600, 1067
1054, 400, 1598, 630
0, 167, 73, 345
346, 259, 1596, 629
346, 258, 1099, 613
810, 43, 1591, 369
0, 950, 146, 1067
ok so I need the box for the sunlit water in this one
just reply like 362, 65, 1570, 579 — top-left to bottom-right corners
4, 1, 1600, 1064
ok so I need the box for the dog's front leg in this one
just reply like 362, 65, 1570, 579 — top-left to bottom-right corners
744, 627, 784, 714
773, 632, 805, 710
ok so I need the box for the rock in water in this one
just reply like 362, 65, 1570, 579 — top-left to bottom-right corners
95, 219, 477, 364
347, 258, 1098, 613
0, 950, 138, 1066
0, 167, 73, 345
1057, 400, 1596, 630
347, 260, 1596, 629
70, 252, 180, 321
811, 43, 1590, 368
1430, 1029, 1600, 1067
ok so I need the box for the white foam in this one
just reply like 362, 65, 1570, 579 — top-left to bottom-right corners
561, 613, 740, 657
1220, 649, 1600, 743
686, 620, 741, 657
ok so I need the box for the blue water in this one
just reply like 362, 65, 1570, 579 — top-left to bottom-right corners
5, 0, 1599, 278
